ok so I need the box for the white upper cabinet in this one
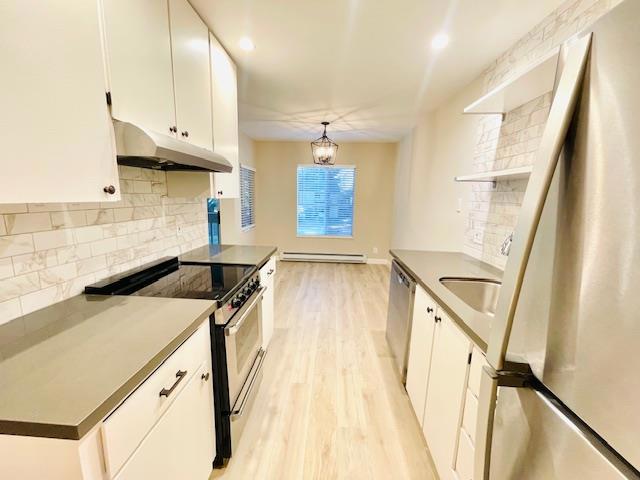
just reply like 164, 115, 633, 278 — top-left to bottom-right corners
101, 0, 177, 137
210, 33, 240, 198
169, 0, 213, 150
0, 0, 119, 204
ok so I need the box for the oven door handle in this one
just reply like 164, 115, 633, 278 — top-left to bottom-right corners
230, 349, 267, 420
231, 348, 266, 419
225, 287, 265, 336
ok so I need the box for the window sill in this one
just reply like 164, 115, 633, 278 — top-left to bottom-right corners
296, 235, 354, 239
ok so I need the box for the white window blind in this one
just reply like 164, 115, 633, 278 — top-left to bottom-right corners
297, 165, 355, 237
240, 165, 255, 229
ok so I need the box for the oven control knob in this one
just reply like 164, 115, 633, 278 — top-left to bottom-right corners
231, 298, 242, 308
238, 294, 247, 302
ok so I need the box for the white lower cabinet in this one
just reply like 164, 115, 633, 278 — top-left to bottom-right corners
102, 322, 212, 476
452, 347, 487, 480
405, 285, 437, 425
0, 321, 215, 480
114, 362, 214, 480
455, 428, 475, 480
405, 285, 490, 480
422, 311, 472, 480
259, 256, 277, 349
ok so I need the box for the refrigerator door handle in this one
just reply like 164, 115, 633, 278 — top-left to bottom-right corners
478, 34, 593, 478
475, 364, 535, 480
486, 33, 593, 371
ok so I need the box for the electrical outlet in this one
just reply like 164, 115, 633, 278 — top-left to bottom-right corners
472, 231, 484, 245
176, 226, 183, 236
372, 247, 378, 254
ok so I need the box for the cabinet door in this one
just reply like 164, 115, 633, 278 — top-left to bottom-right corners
259, 257, 276, 349
405, 285, 437, 426
423, 313, 472, 480
101, 0, 176, 137
0, 0, 118, 204
455, 428, 475, 480
114, 363, 214, 480
210, 33, 240, 198
168, 0, 213, 150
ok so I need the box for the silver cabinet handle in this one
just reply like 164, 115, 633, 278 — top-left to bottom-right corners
267, 269, 274, 276
225, 287, 265, 336
201, 372, 210, 382
159, 370, 187, 398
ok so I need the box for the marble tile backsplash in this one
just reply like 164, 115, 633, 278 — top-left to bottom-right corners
463, 0, 622, 269
0, 166, 209, 325
464, 93, 552, 269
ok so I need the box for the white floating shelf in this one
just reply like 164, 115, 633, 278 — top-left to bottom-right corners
455, 166, 533, 184
464, 47, 560, 115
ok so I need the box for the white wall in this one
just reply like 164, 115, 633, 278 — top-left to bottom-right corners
254, 141, 396, 260
392, 78, 482, 252
219, 131, 257, 245
392, 0, 623, 268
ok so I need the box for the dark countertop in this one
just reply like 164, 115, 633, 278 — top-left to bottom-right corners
179, 244, 277, 269
390, 249, 503, 352
0, 295, 216, 440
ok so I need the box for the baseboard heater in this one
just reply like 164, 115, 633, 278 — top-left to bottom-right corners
280, 252, 367, 264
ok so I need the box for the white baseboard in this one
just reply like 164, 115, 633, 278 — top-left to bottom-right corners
280, 252, 367, 263
366, 258, 391, 266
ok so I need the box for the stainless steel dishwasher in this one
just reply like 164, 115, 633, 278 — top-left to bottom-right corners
386, 260, 416, 383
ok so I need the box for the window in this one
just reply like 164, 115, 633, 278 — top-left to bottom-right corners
240, 165, 255, 230
297, 165, 355, 237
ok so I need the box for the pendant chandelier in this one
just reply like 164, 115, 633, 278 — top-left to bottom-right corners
311, 121, 338, 165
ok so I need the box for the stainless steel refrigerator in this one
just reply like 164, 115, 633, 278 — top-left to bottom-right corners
475, 1, 640, 478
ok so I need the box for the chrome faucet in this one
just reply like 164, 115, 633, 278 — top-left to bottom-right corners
500, 232, 514, 256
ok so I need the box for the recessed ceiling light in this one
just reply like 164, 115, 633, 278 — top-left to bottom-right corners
431, 33, 449, 50
239, 37, 255, 52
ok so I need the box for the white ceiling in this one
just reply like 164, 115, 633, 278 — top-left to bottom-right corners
191, 0, 565, 142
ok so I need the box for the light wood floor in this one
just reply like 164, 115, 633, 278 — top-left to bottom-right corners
212, 261, 437, 480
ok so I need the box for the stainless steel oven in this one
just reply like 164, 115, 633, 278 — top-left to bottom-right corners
224, 287, 265, 415
210, 272, 267, 465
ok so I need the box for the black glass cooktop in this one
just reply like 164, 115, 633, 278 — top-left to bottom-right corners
132, 263, 254, 301
85, 257, 256, 304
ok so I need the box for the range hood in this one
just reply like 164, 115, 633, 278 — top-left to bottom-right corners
112, 120, 232, 173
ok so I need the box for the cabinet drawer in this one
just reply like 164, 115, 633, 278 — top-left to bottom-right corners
456, 428, 475, 480
102, 322, 210, 476
468, 347, 485, 398
462, 389, 479, 443
260, 256, 277, 282
114, 361, 214, 480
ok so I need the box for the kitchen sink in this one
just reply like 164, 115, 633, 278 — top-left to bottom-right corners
439, 277, 501, 316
